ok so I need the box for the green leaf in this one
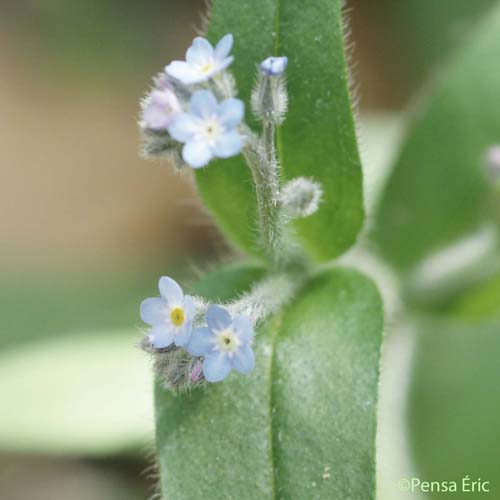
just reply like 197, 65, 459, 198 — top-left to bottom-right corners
408, 315, 500, 499
0, 266, 161, 349
155, 266, 383, 499
0, 330, 152, 456
446, 271, 500, 320
373, 4, 500, 271
408, 271, 500, 499
196, 0, 364, 260
359, 113, 405, 214
191, 261, 265, 301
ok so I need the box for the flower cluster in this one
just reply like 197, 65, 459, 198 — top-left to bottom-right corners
138, 35, 323, 391
139, 34, 244, 169
141, 277, 255, 383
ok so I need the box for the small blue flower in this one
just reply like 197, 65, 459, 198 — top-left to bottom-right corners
166, 34, 234, 85
260, 56, 288, 76
168, 90, 244, 168
186, 305, 255, 382
140, 277, 195, 349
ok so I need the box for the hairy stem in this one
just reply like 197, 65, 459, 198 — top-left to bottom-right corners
192, 271, 304, 328
242, 123, 288, 268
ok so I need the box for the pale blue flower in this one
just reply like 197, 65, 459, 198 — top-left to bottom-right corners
168, 90, 244, 168
140, 277, 195, 349
186, 305, 255, 382
141, 87, 181, 131
166, 34, 234, 85
260, 56, 288, 76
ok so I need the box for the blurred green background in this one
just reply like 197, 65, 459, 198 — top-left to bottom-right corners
0, 1, 498, 498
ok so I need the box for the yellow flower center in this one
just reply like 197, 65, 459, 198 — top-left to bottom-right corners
170, 307, 185, 327
200, 62, 214, 74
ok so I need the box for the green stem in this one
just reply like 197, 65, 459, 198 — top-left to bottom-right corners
242, 123, 286, 268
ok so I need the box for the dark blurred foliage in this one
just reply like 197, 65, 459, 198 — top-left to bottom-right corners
1, 0, 204, 86
350, 0, 497, 107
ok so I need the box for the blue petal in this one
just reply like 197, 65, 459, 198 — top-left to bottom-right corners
149, 324, 174, 349
186, 37, 213, 64
213, 130, 242, 158
232, 315, 254, 343
218, 98, 244, 128
203, 352, 232, 382
232, 344, 255, 375
165, 61, 200, 85
186, 327, 214, 356
206, 305, 232, 332
214, 34, 233, 60
190, 90, 218, 119
218, 56, 234, 73
140, 297, 166, 325
183, 295, 196, 323
182, 140, 213, 168
173, 324, 192, 347
168, 113, 199, 143
159, 276, 183, 304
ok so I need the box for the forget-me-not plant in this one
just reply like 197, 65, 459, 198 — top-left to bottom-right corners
138, 34, 322, 391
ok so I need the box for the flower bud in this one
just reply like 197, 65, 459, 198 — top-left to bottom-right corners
251, 56, 288, 125
190, 361, 204, 382
279, 177, 323, 218
140, 88, 181, 131
259, 56, 288, 76
153, 347, 206, 392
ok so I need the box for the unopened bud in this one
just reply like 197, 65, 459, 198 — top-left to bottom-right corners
279, 177, 323, 218
259, 56, 288, 76
152, 346, 205, 392
139, 88, 181, 132
190, 360, 204, 382
251, 56, 288, 125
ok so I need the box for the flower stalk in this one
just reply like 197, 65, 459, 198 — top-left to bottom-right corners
242, 123, 286, 268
